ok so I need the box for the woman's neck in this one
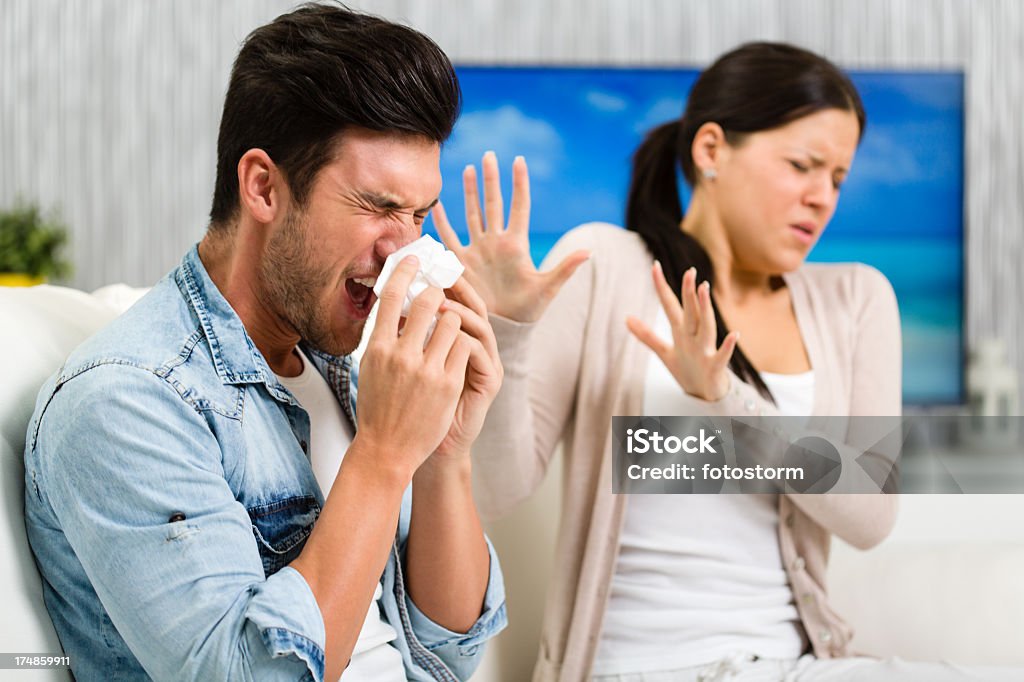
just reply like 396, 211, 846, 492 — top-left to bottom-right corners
680, 196, 779, 307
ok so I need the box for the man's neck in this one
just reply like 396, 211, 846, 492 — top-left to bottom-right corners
198, 229, 303, 377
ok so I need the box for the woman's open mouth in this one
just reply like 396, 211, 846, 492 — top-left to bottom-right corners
344, 276, 378, 319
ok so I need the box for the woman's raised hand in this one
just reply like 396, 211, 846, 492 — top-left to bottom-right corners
626, 263, 740, 402
431, 151, 590, 323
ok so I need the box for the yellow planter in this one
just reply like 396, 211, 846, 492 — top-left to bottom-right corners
0, 273, 46, 287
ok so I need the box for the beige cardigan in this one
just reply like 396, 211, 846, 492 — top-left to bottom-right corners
473, 223, 902, 682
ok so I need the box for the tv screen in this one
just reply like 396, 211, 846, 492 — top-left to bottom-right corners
432, 66, 965, 405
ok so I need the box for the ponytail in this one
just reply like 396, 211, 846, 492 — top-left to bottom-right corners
625, 119, 774, 402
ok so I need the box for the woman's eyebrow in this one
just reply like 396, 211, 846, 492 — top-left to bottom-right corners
788, 148, 826, 165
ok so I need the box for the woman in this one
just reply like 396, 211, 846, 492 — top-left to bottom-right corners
433, 43, 1014, 682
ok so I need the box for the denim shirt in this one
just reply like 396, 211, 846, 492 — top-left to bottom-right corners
24, 245, 507, 682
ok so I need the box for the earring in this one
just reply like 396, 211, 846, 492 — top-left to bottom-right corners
702, 168, 717, 181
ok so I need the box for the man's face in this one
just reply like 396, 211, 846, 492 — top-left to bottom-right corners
258, 128, 442, 356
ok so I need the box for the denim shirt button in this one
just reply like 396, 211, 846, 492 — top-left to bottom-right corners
168, 512, 186, 523
300, 440, 309, 453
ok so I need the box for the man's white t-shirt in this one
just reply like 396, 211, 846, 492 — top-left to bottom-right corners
276, 349, 405, 682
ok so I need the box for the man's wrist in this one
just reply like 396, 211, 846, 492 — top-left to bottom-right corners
345, 434, 419, 491
410, 454, 476, 523
414, 452, 473, 486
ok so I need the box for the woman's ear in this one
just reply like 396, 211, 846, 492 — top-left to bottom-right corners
237, 149, 285, 224
691, 121, 727, 180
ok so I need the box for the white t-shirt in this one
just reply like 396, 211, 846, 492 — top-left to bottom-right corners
760, 370, 815, 418
275, 349, 405, 682
593, 308, 814, 675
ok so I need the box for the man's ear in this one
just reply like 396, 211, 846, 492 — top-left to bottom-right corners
237, 149, 285, 224
691, 121, 728, 179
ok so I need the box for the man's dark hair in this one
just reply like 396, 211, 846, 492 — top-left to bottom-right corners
209, 2, 461, 228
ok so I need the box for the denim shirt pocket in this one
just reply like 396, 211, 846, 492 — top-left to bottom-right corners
247, 495, 321, 577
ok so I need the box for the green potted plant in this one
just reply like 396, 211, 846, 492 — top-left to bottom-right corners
0, 201, 71, 286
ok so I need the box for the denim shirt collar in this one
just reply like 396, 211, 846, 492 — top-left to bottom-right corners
176, 244, 357, 418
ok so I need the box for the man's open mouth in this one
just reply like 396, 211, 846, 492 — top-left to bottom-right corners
345, 276, 378, 316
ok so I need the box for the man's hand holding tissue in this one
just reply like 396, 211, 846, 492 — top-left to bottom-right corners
354, 255, 476, 478
360, 235, 504, 466
432, 151, 590, 323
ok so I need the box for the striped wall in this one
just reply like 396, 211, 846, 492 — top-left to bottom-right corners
2, 0, 1021, 379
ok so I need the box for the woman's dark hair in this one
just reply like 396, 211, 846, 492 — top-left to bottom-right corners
209, 3, 461, 228
625, 42, 866, 400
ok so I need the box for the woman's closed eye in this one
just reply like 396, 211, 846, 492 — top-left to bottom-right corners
790, 159, 846, 190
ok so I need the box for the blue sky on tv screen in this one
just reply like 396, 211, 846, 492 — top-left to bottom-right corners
430, 66, 964, 404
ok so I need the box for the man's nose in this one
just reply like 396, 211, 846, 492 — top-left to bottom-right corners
374, 216, 421, 262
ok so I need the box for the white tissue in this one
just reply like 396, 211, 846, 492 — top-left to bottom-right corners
372, 235, 465, 317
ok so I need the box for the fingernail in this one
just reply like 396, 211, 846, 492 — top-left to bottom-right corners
484, 150, 496, 159
403, 255, 420, 267
654, 260, 662, 271
688, 267, 697, 276
514, 155, 524, 163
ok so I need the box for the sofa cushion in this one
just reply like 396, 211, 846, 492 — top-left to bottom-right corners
0, 285, 124, 671
829, 535, 1024, 665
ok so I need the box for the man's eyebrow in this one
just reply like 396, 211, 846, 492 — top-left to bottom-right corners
417, 197, 440, 213
358, 191, 439, 213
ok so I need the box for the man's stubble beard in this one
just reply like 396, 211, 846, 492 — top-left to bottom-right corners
257, 206, 361, 357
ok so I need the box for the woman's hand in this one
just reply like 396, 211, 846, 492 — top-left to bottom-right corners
431, 151, 589, 323
626, 263, 740, 401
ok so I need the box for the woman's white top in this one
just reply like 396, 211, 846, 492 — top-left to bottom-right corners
593, 308, 815, 675
276, 350, 406, 682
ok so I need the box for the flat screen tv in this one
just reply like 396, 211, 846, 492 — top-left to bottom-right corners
431, 66, 965, 405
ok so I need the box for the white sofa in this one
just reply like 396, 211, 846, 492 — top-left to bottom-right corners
4, 284, 1024, 682
0, 285, 129, 680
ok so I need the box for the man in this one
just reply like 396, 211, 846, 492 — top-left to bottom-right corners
24, 5, 506, 680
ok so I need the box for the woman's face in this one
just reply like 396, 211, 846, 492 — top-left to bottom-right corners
712, 107, 861, 274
